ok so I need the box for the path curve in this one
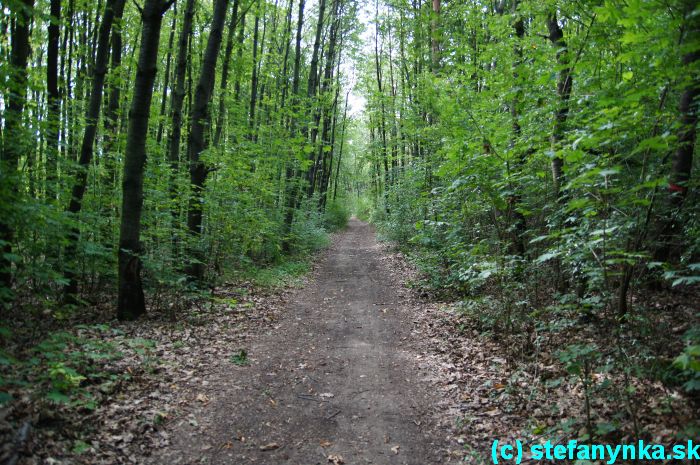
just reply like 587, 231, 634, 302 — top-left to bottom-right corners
152, 219, 450, 464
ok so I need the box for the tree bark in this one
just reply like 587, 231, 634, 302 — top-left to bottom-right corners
185, 0, 230, 281
311, 0, 341, 201
156, 6, 178, 144
117, 0, 173, 320
547, 13, 571, 200
508, 1, 526, 256
46, 0, 61, 200
233, 12, 246, 102
653, 5, 700, 265
430, 0, 440, 72
167, 0, 196, 170
281, 0, 305, 253
333, 91, 350, 201
249, 8, 261, 133
64, 0, 126, 300
213, 0, 242, 147
0, 0, 34, 295
103, 0, 126, 186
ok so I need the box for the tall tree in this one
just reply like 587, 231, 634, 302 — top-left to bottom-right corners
213, 0, 242, 147
0, 0, 35, 297
117, 0, 174, 320
46, 0, 61, 199
185, 0, 230, 280
167, 0, 196, 171
546, 12, 571, 200
64, 0, 127, 300
281, 0, 305, 253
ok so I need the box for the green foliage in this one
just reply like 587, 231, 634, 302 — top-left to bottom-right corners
229, 349, 249, 366
673, 325, 700, 392
323, 200, 351, 232
352, 0, 700, 447
0, 324, 164, 412
233, 258, 311, 289
0, 0, 357, 313
289, 196, 332, 254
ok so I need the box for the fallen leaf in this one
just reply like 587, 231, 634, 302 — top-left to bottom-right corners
259, 442, 279, 451
391, 445, 400, 454
327, 454, 344, 464
319, 440, 332, 447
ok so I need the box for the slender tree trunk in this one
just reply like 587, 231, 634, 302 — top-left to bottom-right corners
165, 0, 195, 257
547, 13, 571, 200
249, 8, 261, 133
430, 0, 440, 72
64, 0, 126, 300
653, 6, 700, 266
46, 0, 61, 200
306, 0, 327, 103
278, 0, 294, 110
508, 1, 526, 256
117, 0, 173, 320
374, 0, 389, 210
103, 0, 126, 187
167, 0, 196, 170
185, 0, 230, 281
311, 0, 340, 200
233, 13, 246, 101
0, 0, 34, 295
213, 0, 242, 147
333, 91, 349, 201
281, 0, 304, 253
156, 6, 178, 144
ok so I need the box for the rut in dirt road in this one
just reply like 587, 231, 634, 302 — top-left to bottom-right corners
153, 219, 451, 464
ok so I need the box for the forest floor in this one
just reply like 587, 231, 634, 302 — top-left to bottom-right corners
6, 218, 696, 464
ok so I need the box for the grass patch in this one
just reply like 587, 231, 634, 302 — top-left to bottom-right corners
228, 258, 312, 289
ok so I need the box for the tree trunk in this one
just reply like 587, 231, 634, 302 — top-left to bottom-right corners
249, 8, 261, 133
156, 6, 178, 144
0, 0, 34, 295
281, 0, 304, 253
374, 0, 389, 210
213, 0, 241, 147
431, 0, 440, 72
333, 91, 350, 201
185, 0, 230, 281
46, 0, 61, 200
103, 0, 126, 187
508, 1, 526, 256
64, 0, 126, 300
117, 0, 173, 320
547, 13, 571, 200
306, 0, 326, 102
167, 0, 196, 170
312, 0, 340, 201
653, 6, 700, 265
233, 13, 246, 101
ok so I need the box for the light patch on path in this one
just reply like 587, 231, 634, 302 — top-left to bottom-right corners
151, 219, 453, 464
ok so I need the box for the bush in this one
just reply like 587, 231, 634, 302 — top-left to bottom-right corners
324, 200, 351, 231
289, 196, 331, 254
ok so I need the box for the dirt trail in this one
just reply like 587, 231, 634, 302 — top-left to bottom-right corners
152, 219, 451, 464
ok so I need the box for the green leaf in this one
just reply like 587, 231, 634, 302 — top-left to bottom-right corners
46, 390, 71, 404
0, 392, 13, 405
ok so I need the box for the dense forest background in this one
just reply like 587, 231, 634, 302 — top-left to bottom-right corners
1, 0, 699, 461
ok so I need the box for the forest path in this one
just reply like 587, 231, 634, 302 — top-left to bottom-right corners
151, 218, 450, 464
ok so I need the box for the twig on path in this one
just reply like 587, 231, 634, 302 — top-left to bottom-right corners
297, 394, 328, 403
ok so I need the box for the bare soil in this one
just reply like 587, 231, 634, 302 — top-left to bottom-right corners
150, 219, 455, 465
